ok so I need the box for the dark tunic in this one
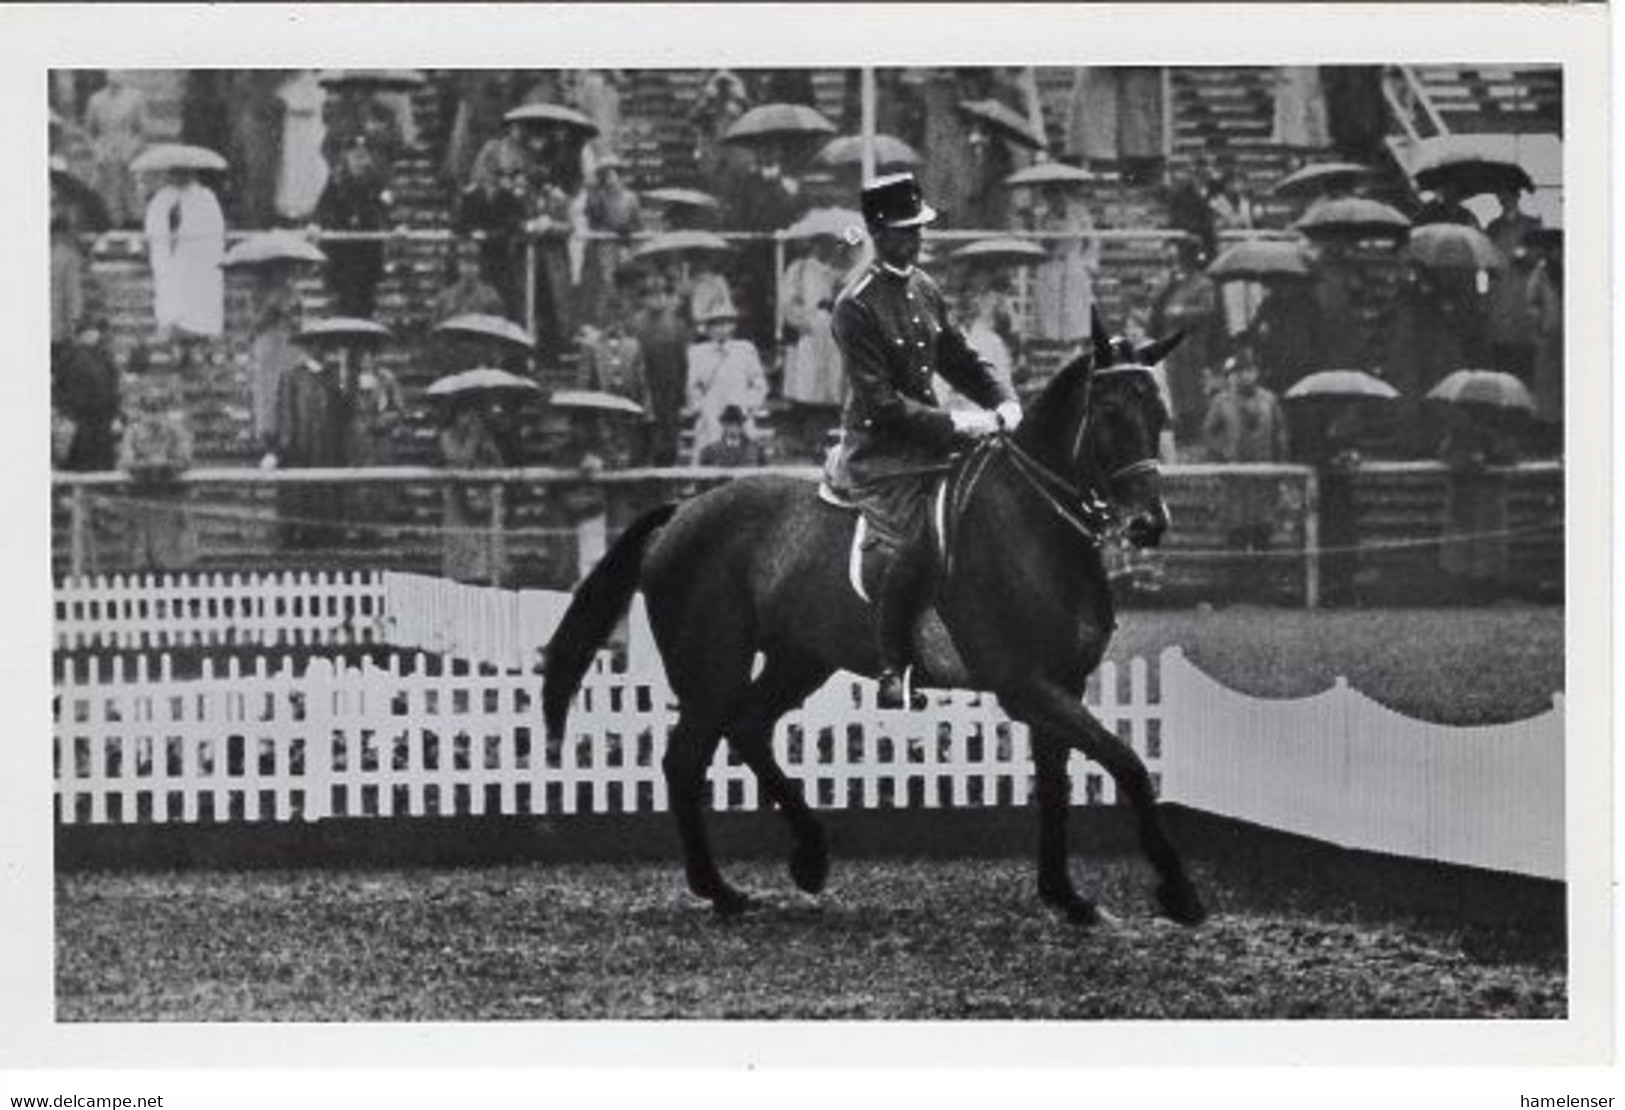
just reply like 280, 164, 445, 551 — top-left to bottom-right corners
825, 263, 1016, 543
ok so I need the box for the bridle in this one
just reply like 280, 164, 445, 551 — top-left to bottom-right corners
944, 364, 1164, 574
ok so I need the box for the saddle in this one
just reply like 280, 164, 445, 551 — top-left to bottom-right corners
817, 480, 951, 604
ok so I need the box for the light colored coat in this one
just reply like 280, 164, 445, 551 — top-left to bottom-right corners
144, 181, 225, 338
685, 338, 767, 461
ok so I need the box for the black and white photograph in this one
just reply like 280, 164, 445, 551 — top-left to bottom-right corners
2, 2, 1615, 1105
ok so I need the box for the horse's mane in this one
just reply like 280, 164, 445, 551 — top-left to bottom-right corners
1014, 349, 1092, 468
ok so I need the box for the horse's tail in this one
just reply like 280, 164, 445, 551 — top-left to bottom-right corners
542, 502, 678, 742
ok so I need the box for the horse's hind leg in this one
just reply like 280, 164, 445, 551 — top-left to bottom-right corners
1009, 682, 1206, 925
723, 654, 836, 895
663, 706, 752, 915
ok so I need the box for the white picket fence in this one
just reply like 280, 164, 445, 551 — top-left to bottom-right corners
51, 572, 1565, 879
55, 571, 387, 651
1159, 651, 1565, 880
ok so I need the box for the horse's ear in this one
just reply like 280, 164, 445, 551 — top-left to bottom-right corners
1091, 306, 1113, 367
1136, 329, 1186, 367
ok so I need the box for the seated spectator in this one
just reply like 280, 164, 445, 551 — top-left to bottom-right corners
699, 404, 767, 468
314, 137, 393, 319
143, 165, 225, 367
685, 307, 766, 463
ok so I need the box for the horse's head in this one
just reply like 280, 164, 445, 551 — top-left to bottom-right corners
1017, 313, 1182, 548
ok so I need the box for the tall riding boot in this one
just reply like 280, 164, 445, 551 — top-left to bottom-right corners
875, 526, 933, 710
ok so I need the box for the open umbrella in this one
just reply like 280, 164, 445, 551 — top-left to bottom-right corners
1410, 144, 1534, 199
722, 102, 837, 145
1003, 161, 1093, 189
1406, 223, 1506, 273
643, 187, 720, 211
427, 367, 544, 402
957, 99, 1046, 151
1285, 369, 1400, 401
1427, 369, 1536, 413
1207, 239, 1313, 283
317, 69, 427, 91
782, 207, 865, 242
629, 229, 733, 264
814, 133, 920, 169
130, 143, 229, 175
1293, 196, 1411, 240
49, 156, 109, 230
293, 317, 392, 346
1272, 162, 1374, 200
220, 231, 328, 271
433, 313, 536, 354
949, 237, 1049, 267
549, 389, 645, 417
504, 102, 599, 138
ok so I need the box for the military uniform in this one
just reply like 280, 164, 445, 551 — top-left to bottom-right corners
825, 261, 1016, 545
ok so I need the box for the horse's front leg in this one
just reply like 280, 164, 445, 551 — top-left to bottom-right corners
1030, 730, 1106, 925
1010, 682, 1206, 926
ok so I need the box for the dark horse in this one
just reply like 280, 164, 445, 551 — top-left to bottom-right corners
543, 325, 1206, 927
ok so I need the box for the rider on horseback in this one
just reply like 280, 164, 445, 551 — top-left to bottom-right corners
825, 173, 1023, 710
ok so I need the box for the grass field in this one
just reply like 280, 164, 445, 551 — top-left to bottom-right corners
1103, 605, 1562, 725
56, 858, 1564, 1023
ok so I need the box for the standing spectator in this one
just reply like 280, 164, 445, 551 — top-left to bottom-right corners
1250, 279, 1327, 395
442, 71, 515, 189
83, 72, 147, 228
1294, 404, 1365, 607
698, 405, 767, 468
579, 308, 650, 410
117, 369, 196, 572
246, 267, 305, 449
524, 128, 586, 360
573, 69, 624, 171
631, 272, 691, 465
227, 71, 288, 231
314, 137, 393, 319
779, 234, 847, 409
1413, 181, 1480, 229
265, 343, 354, 549
728, 143, 805, 347
50, 178, 93, 352
1148, 237, 1223, 446
324, 85, 405, 184
1165, 159, 1218, 261
433, 240, 507, 324
454, 165, 530, 322
1272, 67, 1330, 149
275, 70, 329, 224
1485, 188, 1542, 383
1385, 262, 1488, 397
1438, 405, 1520, 601
52, 317, 122, 472
143, 166, 225, 366
1207, 169, 1261, 338
344, 348, 405, 538
1526, 228, 1564, 433
684, 255, 737, 327
685, 306, 767, 462
1203, 348, 1290, 598
688, 70, 752, 193
579, 155, 642, 328
439, 397, 518, 585
1026, 184, 1099, 350
1320, 66, 1387, 166
1064, 67, 1166, 181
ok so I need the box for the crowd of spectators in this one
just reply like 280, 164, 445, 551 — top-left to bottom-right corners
46, 66, 1565, 590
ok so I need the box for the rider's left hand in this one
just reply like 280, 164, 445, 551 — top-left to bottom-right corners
995, 401, 1023, 433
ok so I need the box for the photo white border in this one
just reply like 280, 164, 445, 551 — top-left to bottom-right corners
0, 1, 1612, 1098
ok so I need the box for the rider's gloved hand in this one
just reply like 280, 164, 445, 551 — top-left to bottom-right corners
995, 400, 1023, 433
950, 409, 1002, 439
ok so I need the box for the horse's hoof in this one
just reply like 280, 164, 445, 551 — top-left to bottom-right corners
1040, 884, 1105, 927
711, 887, 755, 918
788, 837, 829, 895
1155, 879, 1208, 926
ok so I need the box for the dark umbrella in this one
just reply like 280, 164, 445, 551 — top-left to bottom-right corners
814, 133, 921, 169
949, 237, 1049, 267
503, 102, 599, 139
1272, 162, 1375, 200
293, 317, 393, 347
1411, 146, 1534, 199
1427, 369, 1536, 413
220, 231, 328, 271
1293, 196, 1412, 240
427, 367, 544, 403
1002, 161, 1093, 189
433, 313, 536, 355
49, 157, 109, 230
957, 99, 1046, 151
722, 102, 837, 145
1406, 223, 1506, 273
317, 69, 427, 92
1207, 239, 1313, 283
1285, 369, 1400, 401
